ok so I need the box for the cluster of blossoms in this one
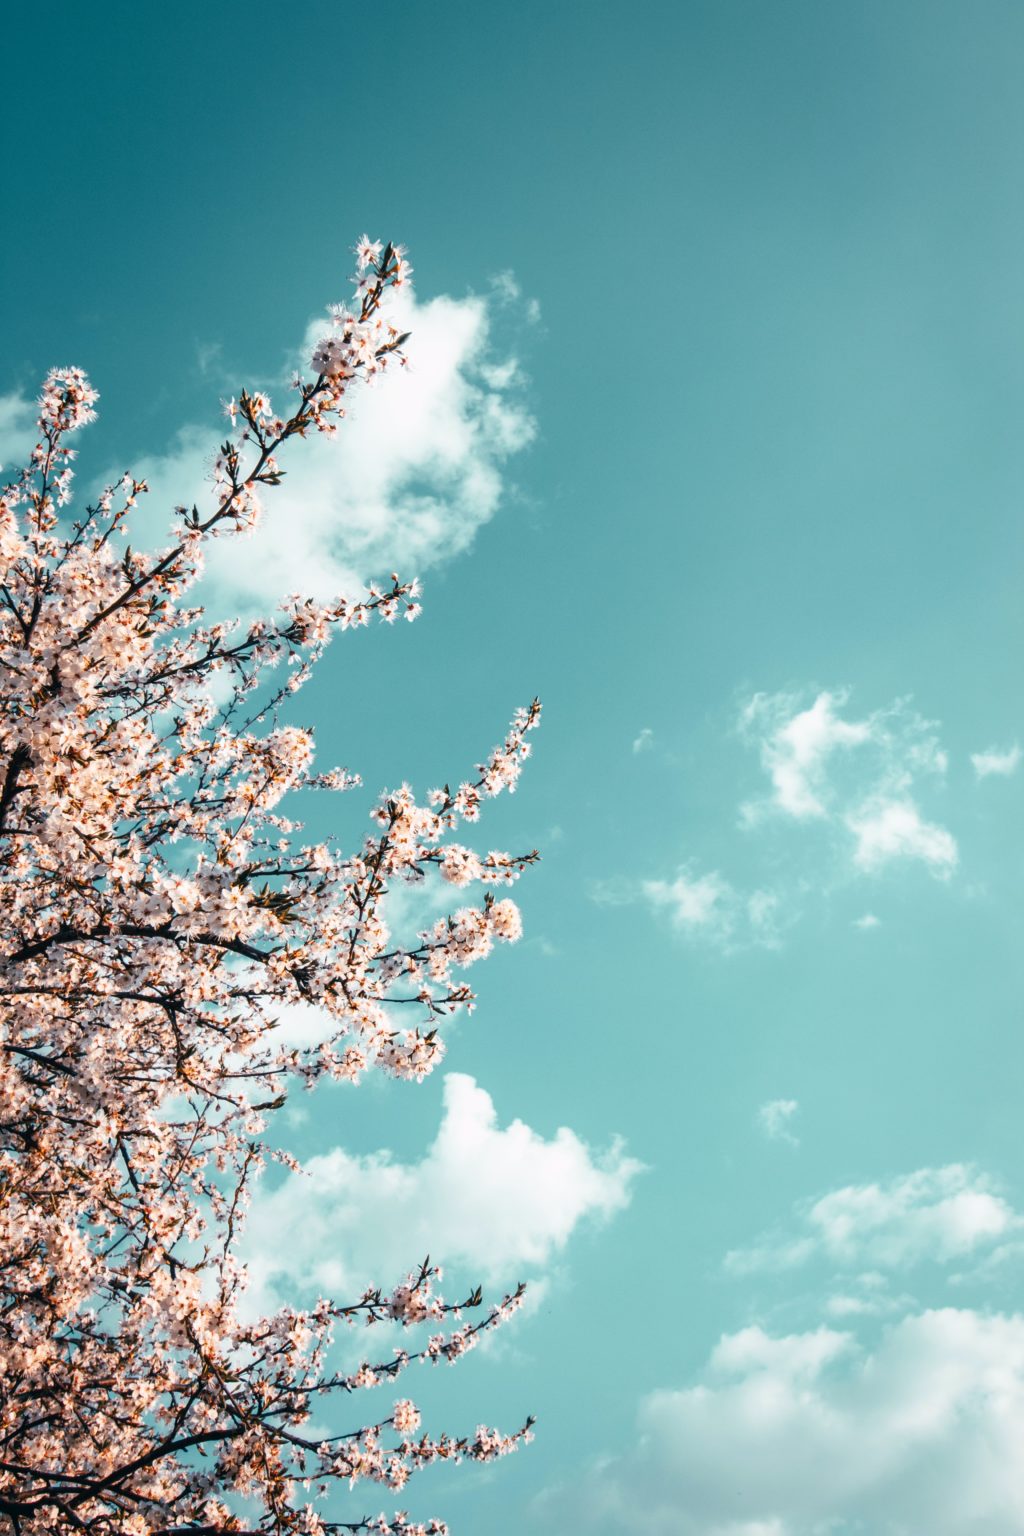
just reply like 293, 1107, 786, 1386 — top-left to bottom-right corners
0, 243, 537, 1534
307, 240, 412, 420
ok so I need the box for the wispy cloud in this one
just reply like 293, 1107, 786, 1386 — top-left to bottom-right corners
642, 867, 732, 933
971, 744, 1022, 779
629, 865, 784, 952
725, 1164, 1017, 1277
740, 688, 957, 880
740, 688, 874, 822
756, 1098, 800, 1147
601, 685, 961, 955
823, 1271, 911, 1318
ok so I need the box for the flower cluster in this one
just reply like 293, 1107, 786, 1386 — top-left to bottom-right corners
307, 240, 413, 425
0, 241, 537, 1534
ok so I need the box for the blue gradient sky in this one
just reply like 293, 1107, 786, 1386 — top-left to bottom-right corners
5, 3, 1024, 1531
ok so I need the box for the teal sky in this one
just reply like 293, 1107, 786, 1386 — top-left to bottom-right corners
5, 3, 1024, 1531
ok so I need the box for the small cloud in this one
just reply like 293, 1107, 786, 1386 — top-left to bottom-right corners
846, 798, 957, 877
971, 744, 1021, 779
616, 684, 959, 966
490, 269, 521, 303
478, 357, 522, 390
596, 864, 786, 954
739, 689, 956, 884
643, 867, 730, 933
825, 1276, 909, 1319
590, 875, 638, 909
195, 339, 225, 378
747, 889, 785, 948
756, 1098, 800, 1147
824, 1292, 882, 1318
726, 1164, 1018, 1278
739, 689, 874, 822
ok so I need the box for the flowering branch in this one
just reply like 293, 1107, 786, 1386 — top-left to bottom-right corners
0, 240, 538, 1534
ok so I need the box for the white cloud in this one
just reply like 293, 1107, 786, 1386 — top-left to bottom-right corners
846, 797, 958, 876
710, 1321, 852, 1378
128, 282, 534, 615
642, 866, 732, 933
726, 1165, 1017, 1277
489, 270, 522, 304
635, 867, 785, 952
825, 1292, 892, 1319
756, 1099, 800, 1147
601, 686, 961, 956
241, 1073, 641, 1312
971, 744, 1022, 779
746, 889, 784, 945
740, 688, 956, 879
740, 689, 874, 821
543, 1308, 1024, 1534
823, 1272, 914, 1319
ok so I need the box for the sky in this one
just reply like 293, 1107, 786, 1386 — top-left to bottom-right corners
4, 2, 1024, 1531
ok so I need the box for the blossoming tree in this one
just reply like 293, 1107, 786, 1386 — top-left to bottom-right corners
0, 241, 538, 1535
